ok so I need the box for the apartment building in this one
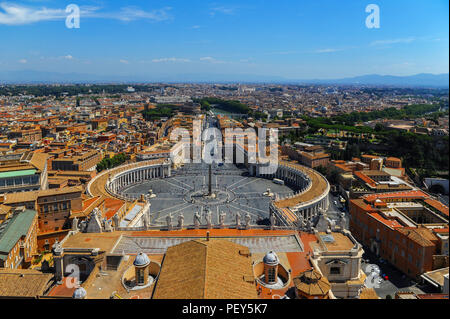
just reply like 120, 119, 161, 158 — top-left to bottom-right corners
349, 191, 449, 278
0, 207, 38, 269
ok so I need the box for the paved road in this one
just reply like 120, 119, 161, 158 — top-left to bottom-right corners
361, 248, 426, 298
327, 193, 349, 229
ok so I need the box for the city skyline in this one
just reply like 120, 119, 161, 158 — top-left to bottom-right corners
0, 0, 449, 81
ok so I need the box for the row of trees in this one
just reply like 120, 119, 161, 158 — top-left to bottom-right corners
0, 84, 173, 97
142, 104, 179, 120
327, 132, 449, 174
195, 97, 268, 120
328, 103, 445, 126
195, 97, 251, 114
303, 103, 447, 135
96, 153, 129, 172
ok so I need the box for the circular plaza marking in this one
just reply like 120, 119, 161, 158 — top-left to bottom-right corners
121, 162, 297, 226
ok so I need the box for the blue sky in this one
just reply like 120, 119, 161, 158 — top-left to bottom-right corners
0, 0, 448, 79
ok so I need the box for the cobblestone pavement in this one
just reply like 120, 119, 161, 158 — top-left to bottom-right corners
122, 162, 297, 226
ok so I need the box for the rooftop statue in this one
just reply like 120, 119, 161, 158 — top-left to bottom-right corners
178, 213, 184, 228
194, 211, 201, 228
244, 212, 251, 228
166, 213, 173, 229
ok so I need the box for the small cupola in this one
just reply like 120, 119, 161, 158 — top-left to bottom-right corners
72, 287, 87, 299
133, 252, 150, 286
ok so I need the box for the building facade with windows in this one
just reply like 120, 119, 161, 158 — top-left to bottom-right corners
0, 151, 49, 194
0, 208, 38, 269
349, 191, 449, 278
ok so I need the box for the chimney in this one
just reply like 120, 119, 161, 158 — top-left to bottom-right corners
206, 231, 210, 241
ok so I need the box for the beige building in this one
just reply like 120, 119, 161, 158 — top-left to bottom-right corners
310, 230, 366, 299
2, 186, 83, 232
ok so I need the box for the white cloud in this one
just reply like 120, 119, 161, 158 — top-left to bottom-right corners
152, 57, 191, 63
315, 48, 342, 53
18, 58, 27, 63
113, 6, 172, 22
210, 6, 236, 16
370, 37, 416, 46
0, 2, 171, 25
191, 25, 200, 29
200, 56, 226, 64
265, 50, 300, 56
119, 59, 129, 64
0, 2, 66, 25
63, 55, 73, 60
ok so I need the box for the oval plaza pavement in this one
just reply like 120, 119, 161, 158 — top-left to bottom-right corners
122, 162, 295, 226
87, 157, 330, 229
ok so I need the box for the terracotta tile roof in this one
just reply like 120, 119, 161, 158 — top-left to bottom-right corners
3, 186, 82, 205
274, 161, 328, 209
0, 269, 53, 298
432, 227, 449, 234
29, 152, 50, 172
354, 171, 376, 187
316, 232, 355, 251
397, 228, 437, 247
369, 213, 403, 228
47, 277, 77, 297
424, 199, 449, 217
363, 190, 428, 202
359, 288, 379, 299
0, 204, 11, 216
293, 269, 331, 297
88, 159, 166, 199
3, 191, 39, 204
153, 239, 257, 299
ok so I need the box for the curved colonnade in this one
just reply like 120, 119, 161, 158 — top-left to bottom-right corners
86, 159, 171, 200
87, 159, 329, 229
250, 161, 330, 228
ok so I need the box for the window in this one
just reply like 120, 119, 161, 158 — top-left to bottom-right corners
330, 267, 341, 275
137, 269, 145, 284
267, 267, 276, 283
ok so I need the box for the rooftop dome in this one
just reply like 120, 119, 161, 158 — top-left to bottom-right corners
133, 252, 150, 267
72, 287, 87, 299
263, 251, 279, 266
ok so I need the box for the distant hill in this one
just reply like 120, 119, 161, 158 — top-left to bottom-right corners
300, 73, 449, 88
0, 70, 448, 87
0, 70, 288, 84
